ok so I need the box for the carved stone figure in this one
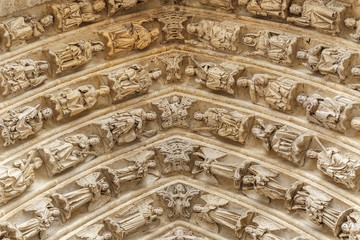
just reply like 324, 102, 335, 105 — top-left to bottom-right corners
287, 0, 347, 34
0, 59, 49, 96
153, 96, 196, 128
306, 138, 360, 190
345, 18, 360, 42
157, 183, 200, 218
107, 0, 148, 15
252, 120, 312, 166
0, 15, 53, 48
102, 150, 158, 194
238, 0, 289, 18
51, 172, 111, 221
296, 45, 355, 81
243, 30, 298, 65
296, 93, 357, 132
193, 194, 254, 237
244, 215, 288, 240
285, 182, 344, 232
46, 85, 110, 121
155, 138, 198, 173
0, 151, 42, 206
237, 74, 297, 111
102, 19, 159, 56
98, 108, 157, 149
339, 211, 360, 240
37, 134, 100, 176
199, 0, 235, 10
76, 224, 112, 240
193, 108, 254, 144
155, 12, 192, 42
104, 198, 163, 239
0, 105, 53, 147
51, 0, 106, 31
0, 198, 60, 240
186, 58, 244, 94
352, 66, 360, 78
47, 40, 104, 74
105, 64, 162, 101
157, 54, 184, 83
186, 20, 241, 51
156, 227, 209, 240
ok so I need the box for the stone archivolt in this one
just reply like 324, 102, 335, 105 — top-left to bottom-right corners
1, 1, 360, 240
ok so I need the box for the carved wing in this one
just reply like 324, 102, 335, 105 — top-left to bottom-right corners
76, 224, 104, 239
252, 215, 286, 231
88, 194, 111, 212
190, 57, 208, 80
125, 150, 155, 164
153, 98, 171, 112
201, 194, 228, 207
180, 97, 196, 110
200, 147, 227, 161
118, 198, 154, 218
303, 185, 332, 203
248, 164, 279, 179
24, 197, 53, 212
75, 172, 101, 188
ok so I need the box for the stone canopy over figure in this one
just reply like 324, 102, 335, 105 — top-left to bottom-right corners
51, 172, 111, 221
0, 15, 53, 48
46, 85, 110, 121
51, 0, 106, 31
237, 74, 297, 112
296, 93, 357, 132
98, 108, 157, 149
37, 134, 101, 176
0, 104, 53, 147
242, 30, 298, 65
102, 19, 159, 56
287, 0, 347, 35
252, 120, 312, 166
0, 59, 50, 96
105, 64, 162, 101
193, 108, 254, 144
296, 44, 355, 81
104, 198, 163, 239
186, 20, 242, 51
47, 40, 104, 74
0, 151, 42, 206
238, 0, 290, 19
185, 58, 245, 95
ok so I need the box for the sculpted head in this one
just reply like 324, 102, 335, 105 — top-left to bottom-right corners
171, 95, 180, 104
296, 93, 308, 107
40, 15, 54, 27
148, 160, 157, 168
306, 149, 318, 159
92, 42, 105, 52
186, 24, 198, 34
345, 18, 356, 28
351, 66, 360, 77
89, 136, 100, 146
150, 68, 162, 80
99, 86, 110, 96
93, 0, 106, 11
39, 62, 50, 72
289, 4, 303, 15
103, 232, 112, 240
242, 175, 255, 185
41, 108, 53, 120
185, 65, 195, 76
341, 220, 354, 233
150, 28, 160, 41
243, 35, 257, 46
193, 204, 203, 213
153, 207, 164, 216
193, 111, 204, 121
296, 50, 308, 60
145, 111, 157, 121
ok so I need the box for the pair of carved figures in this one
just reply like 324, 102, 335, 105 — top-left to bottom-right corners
296, 44, 355, 82
193, 108, 254, 144
288, 0, 347, 35
105, 64, 162, 101
186, 20, 241, 52
47, 40, 104, 74
237, 74, 297, 112
0, 15, 53, 48
46, 84, 110, 121
37, 134, 100, 176
0, 59, 49, 96
104, 198, 163, 239
102, 19, 159, 56
97, 108, 157, 149
0, 105, 53, 147
243, 30, 298, 65
52, 0, 106, 31
185, 58, 244, 95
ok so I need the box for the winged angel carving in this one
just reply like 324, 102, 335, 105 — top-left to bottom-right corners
76, 224, 112, 240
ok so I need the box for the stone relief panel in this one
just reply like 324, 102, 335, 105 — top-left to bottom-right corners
155, 11, 192, 42
155, 226, 211, 240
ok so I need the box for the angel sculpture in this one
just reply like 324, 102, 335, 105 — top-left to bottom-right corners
98, 108, 157, 150
76, 224, 112, 240
244, 215, 287, 240
185, 58, 244, 95
104, 198, 163, 239
0, 198, 61, 240
101, 150, 159, 195
157, 183, 200, 218
51, 172, 111, 221
193, 194, 254, 238
153, 96, 196, 128
239, 163, 288, 202
193, 108, 254, 144
339, 211, 360, 240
